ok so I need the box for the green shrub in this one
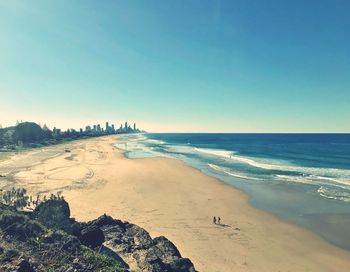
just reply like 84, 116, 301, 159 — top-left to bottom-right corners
34, 229, 67, 244
0, 210, 45, 240
33, 198, 72, 233
81, 246, 125, 272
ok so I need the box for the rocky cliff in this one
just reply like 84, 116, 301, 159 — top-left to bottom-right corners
0, 199, 196, 272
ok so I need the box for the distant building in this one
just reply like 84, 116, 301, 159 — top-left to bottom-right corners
53, 127, 61, 137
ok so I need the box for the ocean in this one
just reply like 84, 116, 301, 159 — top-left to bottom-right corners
114, 133, 350, 250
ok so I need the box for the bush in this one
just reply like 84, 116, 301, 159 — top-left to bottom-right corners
0, 210, 45, 240
13, 122, 49, 144
81, 246, 125, 272
33, 198, 72, 232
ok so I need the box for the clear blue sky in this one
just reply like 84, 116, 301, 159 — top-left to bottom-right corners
0, 0, 349, 132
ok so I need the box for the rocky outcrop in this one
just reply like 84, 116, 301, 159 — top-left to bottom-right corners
0, 200, 196, 272
88, 214, 196, 272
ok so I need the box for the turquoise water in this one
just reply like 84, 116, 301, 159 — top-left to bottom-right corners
115, 133, 350, 250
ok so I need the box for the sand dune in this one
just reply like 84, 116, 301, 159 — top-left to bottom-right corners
1, 135, 350, 272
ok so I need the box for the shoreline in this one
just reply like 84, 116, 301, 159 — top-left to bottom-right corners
116, 140, 350, 251
1, 135, 350, 271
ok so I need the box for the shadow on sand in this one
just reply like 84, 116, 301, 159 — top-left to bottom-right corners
215, 223, 240, 231
216, 223, 231, 228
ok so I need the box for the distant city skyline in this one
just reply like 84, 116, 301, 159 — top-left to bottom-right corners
0, 119, 141, 134
1, 1, 349, 132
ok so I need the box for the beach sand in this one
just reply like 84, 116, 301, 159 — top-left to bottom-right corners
1, 135, 350, 272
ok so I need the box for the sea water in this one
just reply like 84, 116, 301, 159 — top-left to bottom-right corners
115, 133, 350, 250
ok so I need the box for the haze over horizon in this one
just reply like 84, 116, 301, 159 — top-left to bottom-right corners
1, 0, 349, 133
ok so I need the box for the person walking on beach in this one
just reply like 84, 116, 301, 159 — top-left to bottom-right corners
213, 216, 216, 224
218, 216, 221, 225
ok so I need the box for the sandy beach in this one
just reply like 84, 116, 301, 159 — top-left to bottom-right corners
1, 135, 350, 272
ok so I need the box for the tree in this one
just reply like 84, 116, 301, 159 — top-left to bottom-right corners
13, 122, 47, 143
3, 130, 14, 145
42, 124, 49, 131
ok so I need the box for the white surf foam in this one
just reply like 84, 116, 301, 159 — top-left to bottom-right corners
317, 186, 350, 202
118, 139, 350, 193
194, 147, 350, 188
195, 147, 235, 159
208, 163, 261, 180
145, 139, 166, 145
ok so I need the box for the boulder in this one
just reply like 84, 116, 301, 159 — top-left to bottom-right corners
153, 236, 181, 262
133, 250, 170, 272
100, 222, 196, 271
126, 224, 153, 250
80, 225, 105, 248
169, 258, 196, 272
89, 214, 124, 229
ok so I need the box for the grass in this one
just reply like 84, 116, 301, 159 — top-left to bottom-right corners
80, 246, 125, 272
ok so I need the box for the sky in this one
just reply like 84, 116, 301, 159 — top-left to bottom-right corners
0, 0, 349, 132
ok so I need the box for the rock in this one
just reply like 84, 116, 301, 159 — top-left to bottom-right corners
16, 258, 36, 272
131, 237, 196, 272
153, 236, 181, 263
169, 258, 196, 272
126, 224, 153, 250
100, 246, 130, 269
80, 225, 105, 248
133, 250, 170, 272
89, 214, 125, 229
100, 221, 196, 272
